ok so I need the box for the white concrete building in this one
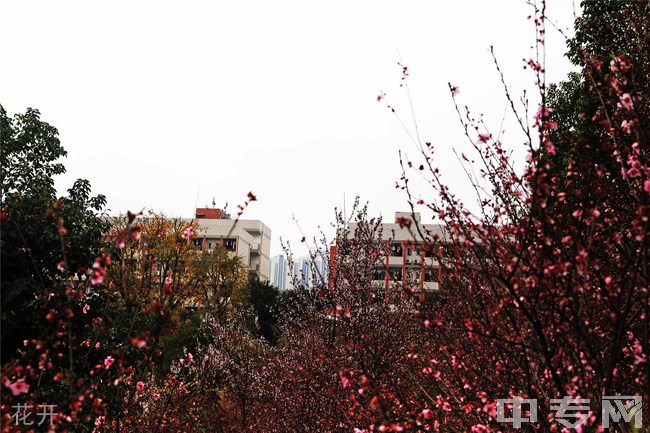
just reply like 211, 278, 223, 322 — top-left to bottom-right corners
192, 208, 272, 281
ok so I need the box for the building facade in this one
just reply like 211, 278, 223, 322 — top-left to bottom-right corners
330, 212, 445, 292
270, 254, 288, 291
192, 208, 272, 281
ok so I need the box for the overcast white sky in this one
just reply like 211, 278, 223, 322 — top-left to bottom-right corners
1, 0, 578, 257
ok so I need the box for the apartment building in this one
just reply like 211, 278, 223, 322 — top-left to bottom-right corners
331, 212, 445, 292
270, 249, 328, 291
192, 208, 272, 281
270, 254, 288, 291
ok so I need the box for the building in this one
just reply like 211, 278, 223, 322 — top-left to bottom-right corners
192, 207, 272, 281
330, 212, 445, 292
311, 248, 328, 286
291, 256, 311, 289
270, 248, 328, 291
270, 254, 288, 291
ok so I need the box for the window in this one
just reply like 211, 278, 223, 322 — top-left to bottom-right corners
224, 238, 237, 251
389, 268, 402, 280
423, 268, 438, 282
390, 243, 403, 257
372, 268, 386, 281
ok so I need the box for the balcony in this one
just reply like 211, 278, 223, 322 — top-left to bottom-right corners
248, 263, 260, 275
423, 281, 439, 292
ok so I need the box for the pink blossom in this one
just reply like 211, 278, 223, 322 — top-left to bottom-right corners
618, 93, 634, 112
95, 342, 101, 349
153, 393, 160, 401
545, 141, 556, 155
621, 120, 632, 133
396, 216, 411, 228
104, 356, 115, 369
543, 120, 558, 130
90, 271, 104, 286
130, 225, 142, 241
617, 55, 632, 72
478, 133, 491, 143
82, 304, 90, 314
484, 402, 497, 418
7, 378, 29, 396
94, 416, 105, 427
644, 179, 650, 194
422, 408, 432, 419
91, 258, 105, 285
187, 352, 193, 363
627, 167, 641, 178
341, 376, 350, 388
136, 381, 145, 392
181, 227, 194, 240
533, 104, 552, 126
164, 276, 172, 286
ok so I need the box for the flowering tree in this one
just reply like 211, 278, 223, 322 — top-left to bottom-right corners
1, 105, 115, 432
3, 1, 648, 432
256, 2, 647, 432
386, 1, 649, 432
251, 204, 433, 432
1, 117, 256, 432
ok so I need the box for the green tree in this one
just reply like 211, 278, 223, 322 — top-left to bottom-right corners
0, 104, 108, 361
246, 277, 281, 344
542, 0, 648, 226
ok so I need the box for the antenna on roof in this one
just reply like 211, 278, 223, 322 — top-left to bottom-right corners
223, 202, 228, 219
192, 189, 200, 223
212, 197, 216, 209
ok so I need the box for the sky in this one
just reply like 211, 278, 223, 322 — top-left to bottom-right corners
1, 0, 579, 257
